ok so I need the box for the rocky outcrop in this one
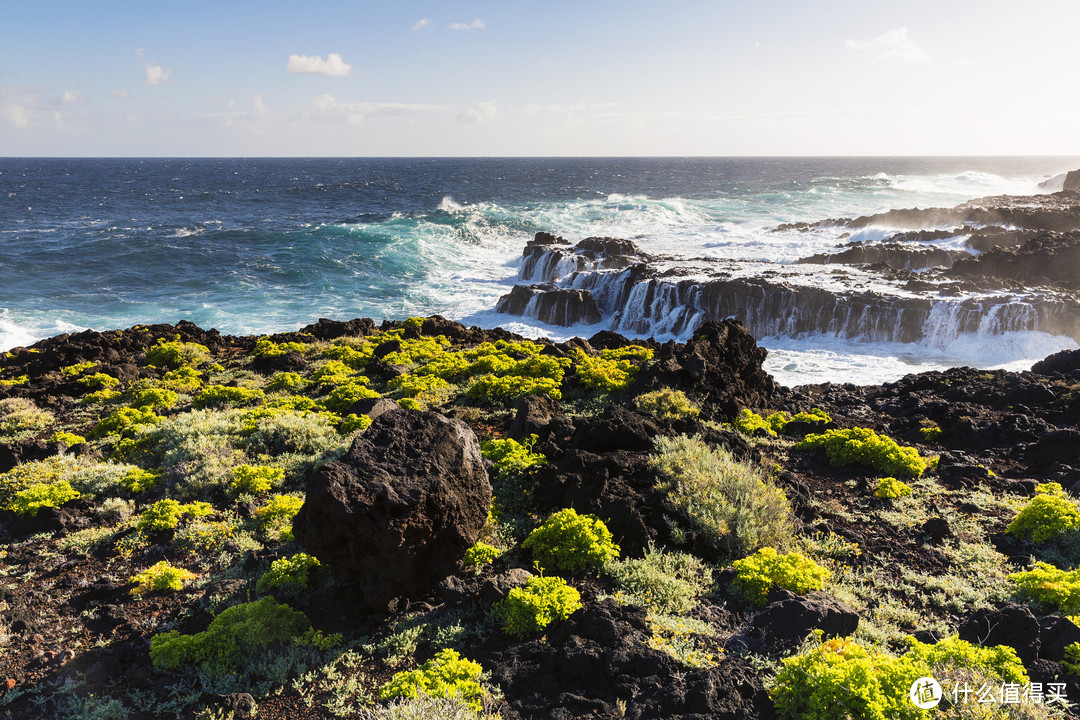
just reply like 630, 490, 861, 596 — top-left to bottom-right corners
749, 588, 859, 650
948, 231, 1080, 289
1065, 170, 1080, 193
495, 284, 602, 326
797, 242, 961, 270
520, 233, 649, 283
293, 410, 490, 610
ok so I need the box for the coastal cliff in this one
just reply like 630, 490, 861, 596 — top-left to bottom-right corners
2, 313, 1080, 719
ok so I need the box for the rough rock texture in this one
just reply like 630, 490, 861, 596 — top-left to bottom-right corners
480, 600, 776, 720
634, 319, 776, 420
949, 231, 1080, 288
958, 603, 1040, 664
495, 284, 603, 326
293, 410, 490, 610
749, 588, 859, 650
797, 242, 961, 270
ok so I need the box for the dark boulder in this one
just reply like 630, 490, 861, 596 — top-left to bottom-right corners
1032, 348, 1080, 376
293, 410, 490, 610
1065, 170, 1080, 193
509, 394, 564, 438
1028, 430, 1080, 466
958, 603, 1040, 664
1039, 615, 1080, 662
749, 589, 859, 650
343, 396, 400, 420
634, 320, 776, 420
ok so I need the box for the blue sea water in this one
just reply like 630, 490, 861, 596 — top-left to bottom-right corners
2, 156, 1079, 385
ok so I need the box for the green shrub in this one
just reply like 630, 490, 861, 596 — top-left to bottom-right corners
130, 560, 197, 596
379, 649, 488, 712
480, 435, 546, 481
322, 381, 380, 413
361, 694, 497, 720
1006, 483, 1080, 543
650, 435, 794, 559
339, 413, 372, 434
252, 338, 309, 359
463, 542, 501, 568
606, 547, 713, 614
60, 361, 96, 377
1009, 562, 1080, 614
149, 597, 310, 677
389, 374, 453, 409
491, 575, 582, 638
733, 409, 779, 437
522, 508, 620, 571
193, 385, 263, 409
0, 398, 54, 440
89, 406, 160, 439
571, 346, 653, 392
256, 494, 304, 541
5, 480, 81, 515
228, 464, 284, 496
51, 430, 87, 446
731, 547, 830, 606
256, 553, 321, 594
874, 476, 912, 499
466, 374, 561, 403
795, 427, 928, 478
771, 636, 931, 720
634, 388, 700, 419
129, 386, 178, 410
144, 338, 211, 369
121, 467, 163, 493
904, 635, 1027, 685
137, 498, 213, 533
79, 389, 122, 405
1064, 642, 1080, 676
267, 371, 305, 392
77, 372, 119, 391
919, 426, 942, 441
160, 366, 204, 392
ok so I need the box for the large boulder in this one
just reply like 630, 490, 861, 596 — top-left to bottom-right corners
749, 589, 859, 650
293, 410, 490, 610
958, 603, 1040, 664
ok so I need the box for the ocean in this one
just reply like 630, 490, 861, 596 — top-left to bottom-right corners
2, 156, 1078, 386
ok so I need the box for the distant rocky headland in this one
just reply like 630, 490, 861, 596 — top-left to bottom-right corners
496, 179, 1080, 350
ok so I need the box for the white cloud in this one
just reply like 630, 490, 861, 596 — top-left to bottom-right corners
845, 27, 928, 63
134, 48, 146, 59
304, 94, 442, 124
110, 89, 131, 99
412, 18, 430, 30
456, 100, 497, 124
60, 91, 82, 105
145, 65, 171, 85
1, 86, 42, 128
287, 53, 352, 76
449, 18, 485, 31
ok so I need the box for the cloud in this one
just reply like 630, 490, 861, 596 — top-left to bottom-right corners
304, 94, 442, 124
110, 89, 131, 99
456, 100, 497, 124
145, 65, 171, 85
287, 53, 352, 76
412, 18, 430, 30
60, 91, 82, 105
1, 86, 42, 128
845, 27, 928, 63
449, 18, 485, 31
135, 48, 146, 59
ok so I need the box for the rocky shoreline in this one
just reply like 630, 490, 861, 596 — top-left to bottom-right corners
1, 313, 1080, 719
495, 188, 1080, 353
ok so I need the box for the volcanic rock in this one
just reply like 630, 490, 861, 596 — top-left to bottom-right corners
958, 603, 1040, 664
635, 319, 776, 420
293, 410, 490, 610
1039, 616, 1080, 662
749, 588, 859, 650
495, 284, 602, 326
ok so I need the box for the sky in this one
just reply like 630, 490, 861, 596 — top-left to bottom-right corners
2, 0, 1079, 157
